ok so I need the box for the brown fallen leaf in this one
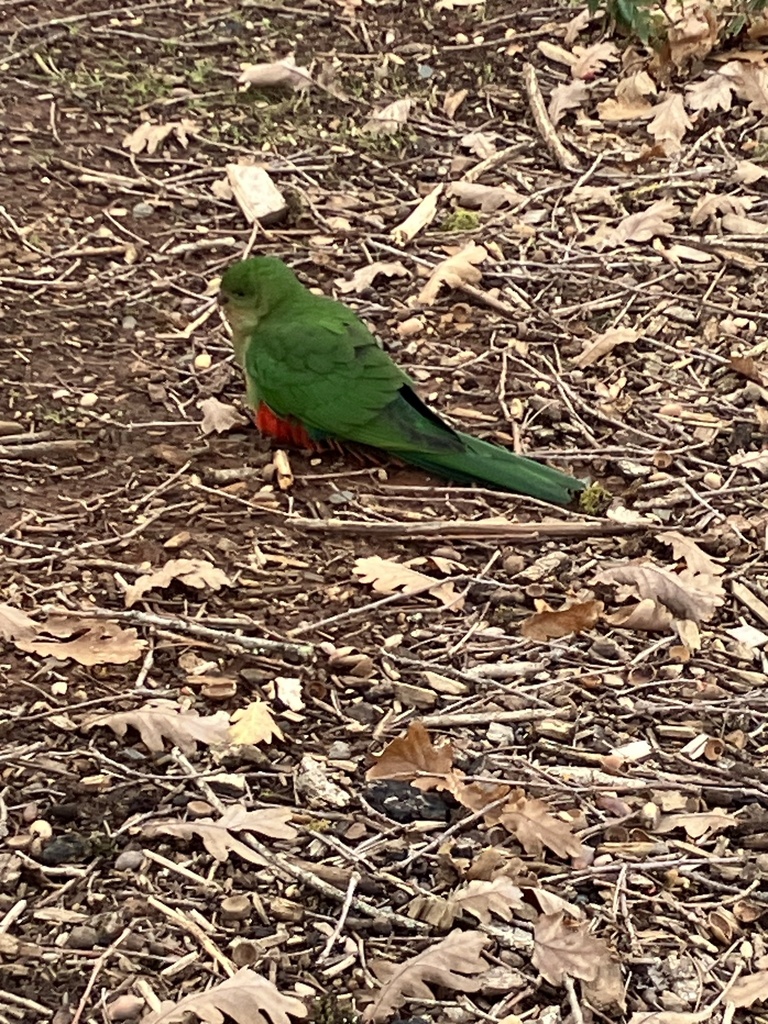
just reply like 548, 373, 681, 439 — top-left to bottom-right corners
533, 911, 614, 985
727, 969, 768, 1009
139, 967, 307, 1024
336, 260, 409, 294
499, 790, 585, 859
229, 700, 284, 745
391, 183, 444, 245
122, 119, 199, 156
548, 80, 590, 125
595, 561, 725, 624
647, 93, 692, 155
604, 597, 674, 632
363, 930, 488, 1022
362, 98, 413, 135
84, 699, 230, 755
198, 396, 247, 435
418, 243, 487, 305
366, 720, 455, 791
144, 803, 296, 866
718, 59, 768, 115
570, 41, 618, 80
353, 555, 464, 610
573, 326, 640, 368
520, 600, 603, 641
729, 449, 768, 475
588, 198, 681, 250
238, 56, 312, 91
16, 617, 146, 666
449, 877, 526, 925
447, 181, 523, 213
124, 558, 232, 608
666, 0, 719, 68
656, 530, 724, 576
685, 71, 734, 112
655, 810, 739, 839
0, 603, 38, 641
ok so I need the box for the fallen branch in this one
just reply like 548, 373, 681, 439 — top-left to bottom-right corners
287, 517, 646, 540
42, 605, 314, 661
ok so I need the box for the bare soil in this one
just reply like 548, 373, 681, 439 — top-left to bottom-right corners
2, 1, 768, 1022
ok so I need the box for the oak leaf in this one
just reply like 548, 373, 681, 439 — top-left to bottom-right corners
363, 930, 488, 1022
144, 803, 296, 866
595, 562, 725, 624
198, 397, 247, 435
139, 967, 307, 1024
362, 98, 412, 135
520, 600, 603, 641
366, 721, 455, 791
336, 261, 408, 294
499, 790, 585, 859
238, 56, 311, 92
229, 701, 284, 745
353, 555, 464, 610
84, 699, 229, 755
573, 326, 640, 368
533, 912, 614, 985
16, 617, 145, 666
417, 243, 487, 305
124, 558, 231, 608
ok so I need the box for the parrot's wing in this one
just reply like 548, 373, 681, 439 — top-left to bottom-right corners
247, 304, 464, 454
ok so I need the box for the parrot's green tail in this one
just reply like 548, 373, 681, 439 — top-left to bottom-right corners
402, 432, 585, 505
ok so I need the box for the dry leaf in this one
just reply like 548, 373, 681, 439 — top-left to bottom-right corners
336, 260, 408, 294
727, 970, 768, 1009
353, 555, 464, 610
595, 561, 725, 624
666, 0, 719, 68
362, 98, 412, 135
84, 699, 229, 755
366, 721, 455, 791
391, 183, 444, 245
238, 56, 311, 92
15, 617, 146, 666
690, 192, 746, 227
0, 603, 38, 641
730, 355, 768, 386
520, 600, 603, 641
589, 199, 681, 250
549, 80, 590, 125
628, 1011, 714, 1023
685, 72, 733, 111
124, 558, 232, 608
198, 397, 247, 435
447, 182, 522, 213
459, 131, 497, 158
363, 930, 488, 1022
140, 967, 307, 1024
729, 449, 768, 475
449, 878, 526, 925
571, 41, 618, 80
443, 88, 468, 118
656, 531, 724, 576
656, 810, 738, 839
229, 701, 284, 745
647, 93, 692, 154
500, 790, 585, 859
418, 243, 487, 305
144, 803, 296, 867
564, 7, 593, 45
734, 160, 768, 183
574, 326, 640, 368
122, 119, 199, 155
605, 597, 674, 631
718, 59, 768, 115
533, 912, 614, 985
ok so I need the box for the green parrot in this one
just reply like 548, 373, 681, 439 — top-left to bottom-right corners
218, 257, 585, 505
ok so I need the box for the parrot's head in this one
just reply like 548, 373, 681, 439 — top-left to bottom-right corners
219, 257, 304, 367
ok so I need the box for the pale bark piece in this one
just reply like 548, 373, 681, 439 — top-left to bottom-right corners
226, 164, 287, 225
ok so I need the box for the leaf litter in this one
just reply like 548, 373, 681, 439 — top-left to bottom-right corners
4, 1, 768, 1022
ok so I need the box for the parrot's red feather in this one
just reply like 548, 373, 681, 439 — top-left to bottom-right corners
254, 402, 317, 450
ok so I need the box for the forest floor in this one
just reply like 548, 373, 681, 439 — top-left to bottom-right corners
1, 1, 768, 1023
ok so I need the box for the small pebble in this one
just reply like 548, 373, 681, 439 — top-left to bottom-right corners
79, 393, 98, 408
194, 352, 212, 370
132, 201, 154, 218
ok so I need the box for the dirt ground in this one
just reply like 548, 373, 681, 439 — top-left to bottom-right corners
2, 1, 768, 1022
